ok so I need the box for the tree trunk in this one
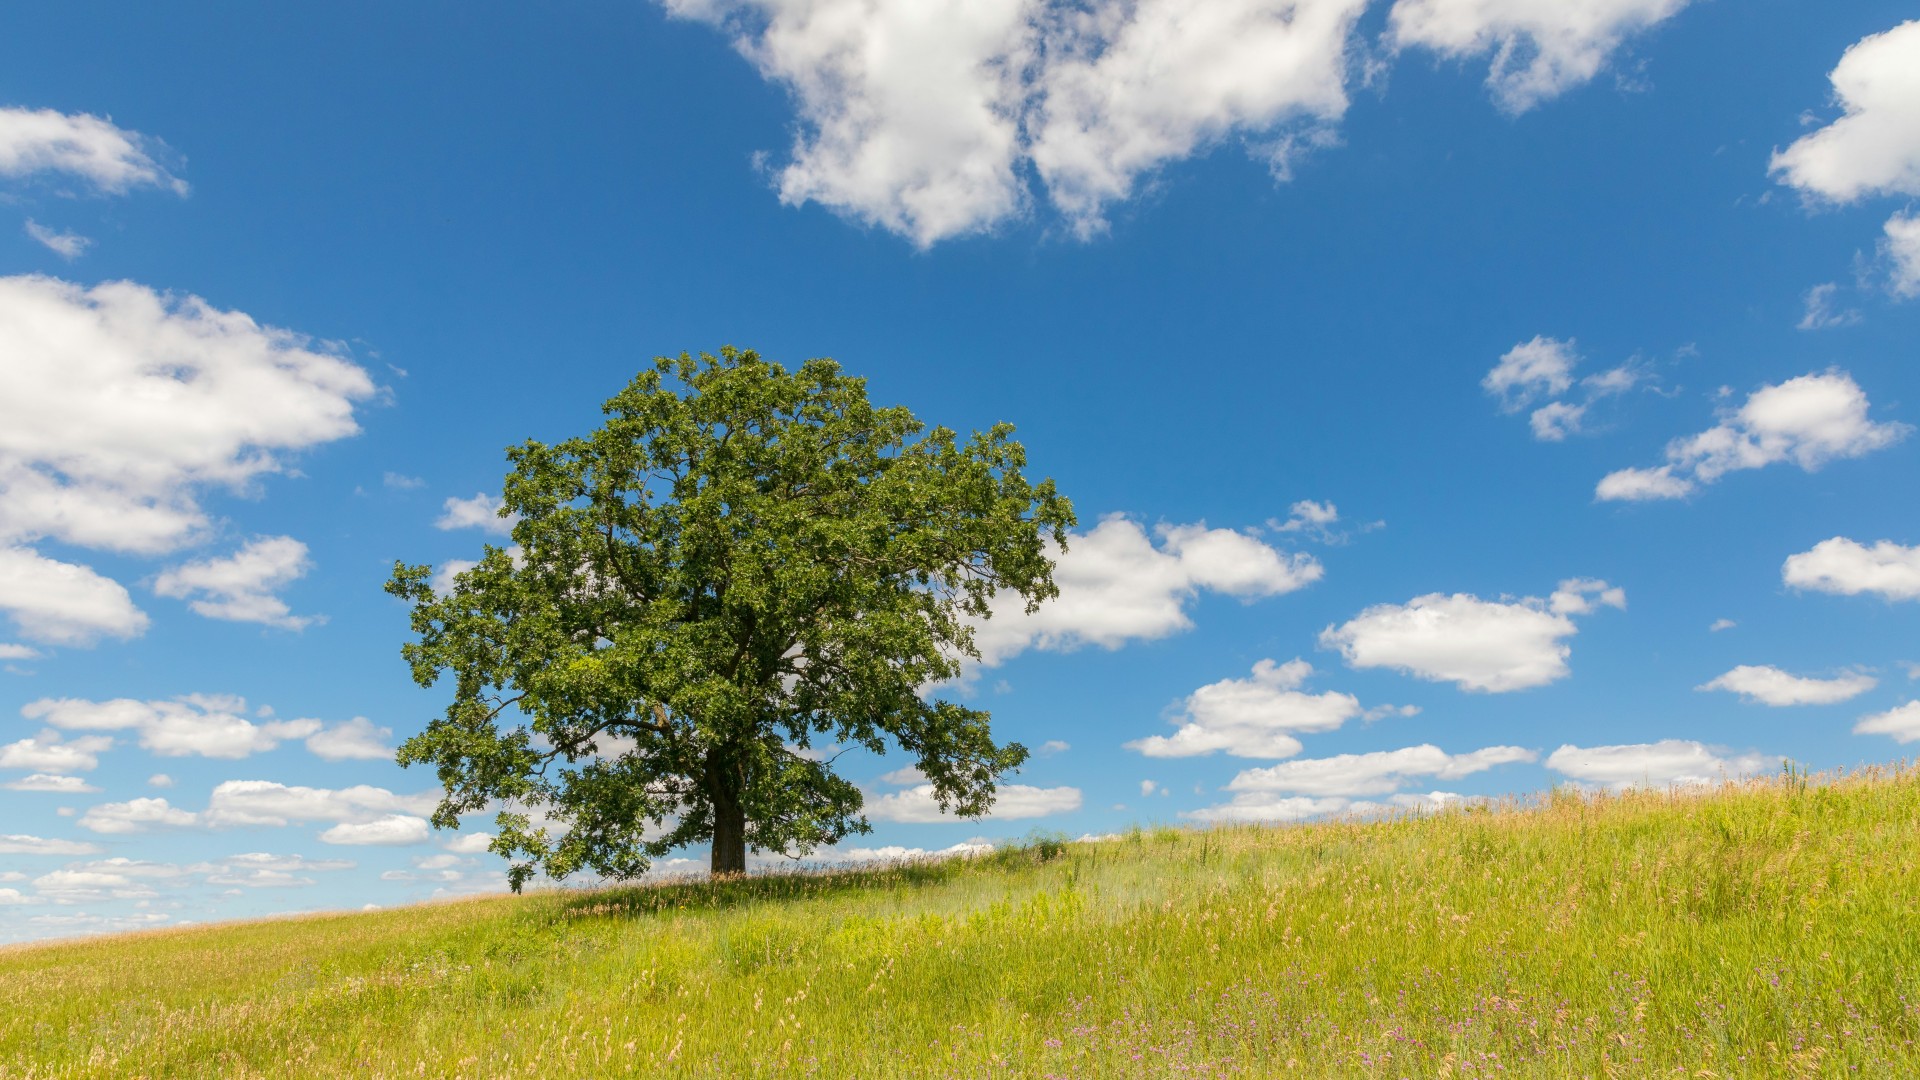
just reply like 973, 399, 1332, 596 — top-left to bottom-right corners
707, 749, 748, 875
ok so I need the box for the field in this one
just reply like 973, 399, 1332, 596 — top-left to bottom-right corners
2, 766, 1916, 1078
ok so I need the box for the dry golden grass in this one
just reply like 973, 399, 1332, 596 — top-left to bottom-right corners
3, 765, 1917, 1077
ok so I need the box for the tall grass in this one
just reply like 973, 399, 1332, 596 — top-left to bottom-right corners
3, 765, 1917, 1077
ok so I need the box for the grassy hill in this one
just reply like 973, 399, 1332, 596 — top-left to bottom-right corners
3, 766, 1917, 1078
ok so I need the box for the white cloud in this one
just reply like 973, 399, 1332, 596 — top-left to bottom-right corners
1387, 0, 1690, 113
66, 857, 191, 880
1036, 739, 1070, 756
1708, 618, 1736, 633
1544, 740, 1781, 788
0, 643, 40, 660
1183, 793, 1351, 823
970, 516, 1320, 667
442, 832, 495, 854
0, 834, 101, 856
77, 797, 199, 834
1887, 212, 1920, 299
1854, 701, 1920, 743
664, 0, 1366, 244
1483, 336, 1577, 411
1139, 779, 1157, 796
319, 815, 432, 846
833, 841, 994, 863
2, 773, 99, 793
1126, 658, 1409, 759
0, 545, 149, 646
382, 472, 425, 490
435, 493, 517, 536
865, 782, 1082, 823
1272, 500, 1345, 542
23, 221, 91, 260
201, 780, 438, 828
429, 558, 482, 596
0, 732, 113, 774
0, 275, 375, 556
1221, 743, 1535, 797
1486, 337, 1652, 442
147, 773, 174, 788
673, 0, 1035, 248
1529, 401, 1587, 442
0, 889, 25, 905
1782, 537, 1920, 602
25, 694, 324, 759
1028, 0, 1367, 234
153, 536, 319, 630
1319, 578, 1622, 692
1594, 465, 1691, 501
0, 107, 186, 194
303, 717, 395, 762
1797, 283, 1860, 330
1769, 20, 1920, 203
1697, 665, 1876, 707
1596, 371, 1908, 501
31, 868, 158, 903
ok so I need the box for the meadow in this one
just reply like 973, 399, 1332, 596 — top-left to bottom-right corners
2, 765, 1916, 1078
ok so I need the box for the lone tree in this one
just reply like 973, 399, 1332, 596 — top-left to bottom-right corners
387, 347, 1074, 886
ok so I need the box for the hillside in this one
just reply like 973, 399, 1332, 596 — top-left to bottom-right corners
3, 767, 1916, 1078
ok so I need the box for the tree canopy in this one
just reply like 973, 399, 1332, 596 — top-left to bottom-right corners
386, 347, 1075, 885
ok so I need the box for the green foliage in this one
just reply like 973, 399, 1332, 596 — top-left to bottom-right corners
7, 768, 1920, 1077
385, 347, 1074, 885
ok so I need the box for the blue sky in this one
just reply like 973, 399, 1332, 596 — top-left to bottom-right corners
2, 0, 1917, 942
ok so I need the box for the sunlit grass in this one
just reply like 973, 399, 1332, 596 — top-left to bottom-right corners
4, 765, 1917, 1077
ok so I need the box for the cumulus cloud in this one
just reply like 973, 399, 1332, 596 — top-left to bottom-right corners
23, 221, 91, 260
865, 782, 1082, 823
435, 493, 517, 536
153, 536, 319, 630
1125, 658, 1412, 759
303, 717, 395, 762
1769, 20, 1920, 203
319, 815, 432, 846
2, 773, 99, 793
0, 107, 186, 194
201, 780, 439, 829
664, 0, 1367, 243
1596, 371, 1908, 501
1028, 0, 1367, 234
24, 694, 331, 760
197, 852, 354, 888
1484, 336, 1653, 442
0, 275, 375, 556
0, 545, 149, 646
77, 797, 199, 834
1854, 701, 1920, 744
1887, 212, 1920, 299
1320, 578, 1623, 692
0, 834, 101, 856
1545, 740, 1781, 788
1697, 665, 1876, 706
1271, 500, 1347, 543
1387, 0, 1691, 113
1483, 336, 1577, 411
1220, 743, 1536, 798
969, 516, 1320, 668
1782, 537, 1920, 601
442, 832, 496, 854
0, 732, 113, 774
74, 780, 439, 847
0, 643, 38, 660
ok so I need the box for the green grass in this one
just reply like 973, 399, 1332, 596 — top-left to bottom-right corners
4, 766, 1918, 1078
